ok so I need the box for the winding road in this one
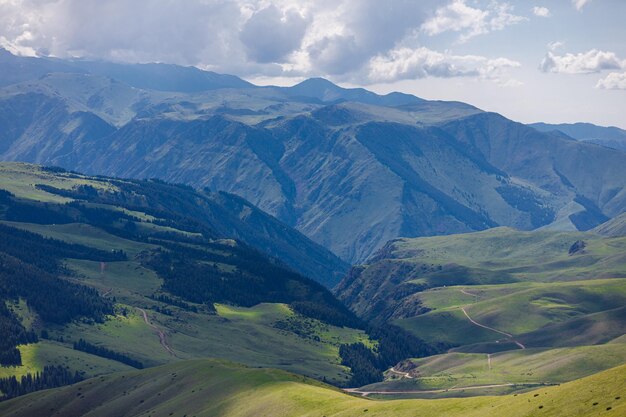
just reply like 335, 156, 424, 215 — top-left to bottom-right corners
137, 307, 176, 356
388, 367, 414, 379
460, 306, 526, 349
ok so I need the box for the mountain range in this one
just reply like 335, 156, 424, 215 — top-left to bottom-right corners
529, 122, 626, 152
1, 49, 626, 264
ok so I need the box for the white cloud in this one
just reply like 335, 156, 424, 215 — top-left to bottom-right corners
547, 41, 564, 51
421, 0, 526, 42
540, 49, 625, 74
596, 72, 626, 89
367, 46, 521, 86
0, 0, 524, 86
532, 6, 551, 17
572, 0, 592, 11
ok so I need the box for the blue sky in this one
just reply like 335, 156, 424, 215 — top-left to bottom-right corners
1, 0, 624, 127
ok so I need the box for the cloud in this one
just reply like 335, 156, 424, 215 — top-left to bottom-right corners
540, 49, 625, 74
547, 41, 564, 51
421, 0, 526, 42
532, 6, 551, 17
572, 0, 592, 11
239, 6, 309, 63
596, 72, 626, 89
367, 46, 521, 86
0, 0, 523, 86
303, 0, 427, 75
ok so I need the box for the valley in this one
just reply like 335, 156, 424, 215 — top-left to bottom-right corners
0, 45, 624, 417
336, 226, 626, 398
0, 163, 376, 390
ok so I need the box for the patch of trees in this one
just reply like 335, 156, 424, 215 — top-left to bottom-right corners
32, 184, 215, 243
5, 200, 74, 225
145, 242, 358, 328
0, 252, 114, 324
0, 303, 38, 366
339, 343, 382, 387
0, 365, 83, 401
150, 294, 198, 313
339, 325, 446, 387
0, 223, 126, 274
73, 339, 143, 369
36, 183, 99, 200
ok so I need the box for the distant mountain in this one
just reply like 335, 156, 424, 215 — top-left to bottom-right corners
0, 48, 252, 93
280, 77, 424, 106
1, 49, 626, 263
530, 122, 626, 152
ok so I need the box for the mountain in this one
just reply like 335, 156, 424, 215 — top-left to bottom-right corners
1, 49, 626, 265
0, 48, 252, 93
530, 122, 626, 152
280, 77, 425, 106
0, 358, 624, 417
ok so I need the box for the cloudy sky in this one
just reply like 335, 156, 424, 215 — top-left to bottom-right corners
1, 0, 625, 127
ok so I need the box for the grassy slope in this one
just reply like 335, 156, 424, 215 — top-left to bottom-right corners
1, 249, 366, 384
396, 279, 626, 346
0, 359, 624, 417
0, 164, 367, 385
387, 227, 626, 282
364, 342, 626, 394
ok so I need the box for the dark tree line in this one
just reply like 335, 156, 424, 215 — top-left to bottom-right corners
150, 294, 198, 313
0, 223, 126, 274
36, 181, 217, 238
0, 252, 114, 324
339, 343, 383, 387
0, 223, 115, 366
145, 241, 359, 328
0, 303, 37, 366
0, 365, 83, 401
73, 339, 143, 369
339, 324, 446, 387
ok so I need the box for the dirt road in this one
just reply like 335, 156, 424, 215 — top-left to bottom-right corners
461, 307, 526, 349
137, 308, 176, 356
388, 367, 414, 379
344, 382, 546, 397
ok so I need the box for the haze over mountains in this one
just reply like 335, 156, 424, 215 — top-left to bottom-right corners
529, 122, 626, 152
1, 48, 626, 264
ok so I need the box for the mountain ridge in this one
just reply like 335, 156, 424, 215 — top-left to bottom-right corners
1, 49, 626, 263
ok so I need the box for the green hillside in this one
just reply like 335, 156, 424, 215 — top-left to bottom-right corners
0, 358, 624, 417
335, 227, 626, 394
336, 227, 626, 323
0, 162, 371, 390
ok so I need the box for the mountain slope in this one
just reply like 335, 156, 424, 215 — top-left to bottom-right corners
593, 212, 626, 237
0, 358, 624, 417
530, 122, 626, 152
0, 162, 370, 388
336, 227, 626, 326
1, 50, 626, 263
0, 162, 348, 286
